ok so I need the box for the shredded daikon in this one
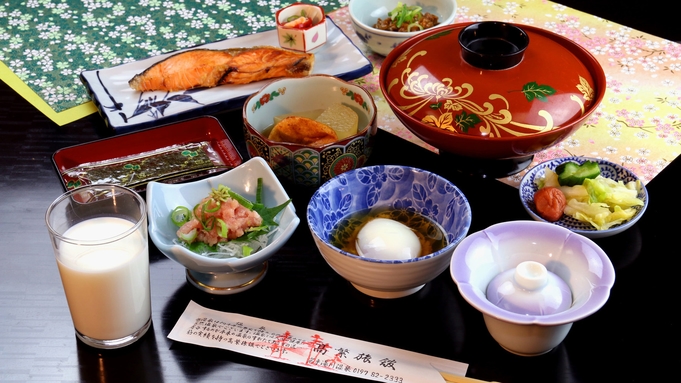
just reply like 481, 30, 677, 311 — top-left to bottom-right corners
173, 228, 279, 259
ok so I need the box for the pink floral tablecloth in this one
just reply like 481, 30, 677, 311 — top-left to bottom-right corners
330, 0, 681, 186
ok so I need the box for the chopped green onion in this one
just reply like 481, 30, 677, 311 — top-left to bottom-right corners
217, 218, 228, 238
246, 225, 268, 233
202, 200, 221, 213
389, 2, 423, 27
256, 178, 264, 204
170, 206, 192, 227
178, 228, 198, 242
407, 22, 423, 31
207, 184, 254, 209
227, 189, 254, 210
201, 215, 215, 231
242, 245, 253, 257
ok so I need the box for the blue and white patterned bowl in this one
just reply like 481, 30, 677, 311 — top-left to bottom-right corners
519, 156, 648, 239
307, 165, 472, 298
349, 0, 458, 56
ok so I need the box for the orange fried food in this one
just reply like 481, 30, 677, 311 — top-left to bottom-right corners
534, 186, 567, 222
128, 46, 314, 92
268, 116, 338, 147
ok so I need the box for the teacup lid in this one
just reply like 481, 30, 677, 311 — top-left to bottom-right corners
486, 261, 572, 315
383, 21, 604, 138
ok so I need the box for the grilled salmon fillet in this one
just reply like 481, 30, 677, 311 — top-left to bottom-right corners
128, 46, 314, 92
218, 47, 314, 85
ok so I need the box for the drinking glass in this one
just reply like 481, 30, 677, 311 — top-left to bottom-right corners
45, 184, 151, 349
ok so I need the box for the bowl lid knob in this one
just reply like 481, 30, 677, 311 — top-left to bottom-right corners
458, 21, 529, 69
514, 261, 548, 290
486, 261, 572, 315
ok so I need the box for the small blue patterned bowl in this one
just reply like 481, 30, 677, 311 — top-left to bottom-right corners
307, 165, 472, 298
519, 156, 648, 239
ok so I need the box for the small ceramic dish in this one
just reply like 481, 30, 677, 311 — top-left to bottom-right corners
307, 164, 472, 299
147, 157, 300, 294
450, 221, 616, 356
243, 75, 377, 188
519, 156, 648, 239
349, 0, 458, 56
276, 3, 327, 52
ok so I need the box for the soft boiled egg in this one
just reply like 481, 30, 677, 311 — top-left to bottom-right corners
355, 218, 422, 260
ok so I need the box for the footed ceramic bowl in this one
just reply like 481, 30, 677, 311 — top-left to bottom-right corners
307, 165, 472, 299
519, 156, 648, 239
243, 75, 378, 188
349, 0, 458, 56
450, 221, 615, 356
147, 157, 300, 295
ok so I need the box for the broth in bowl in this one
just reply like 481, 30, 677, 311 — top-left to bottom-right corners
329, 208, 447, 260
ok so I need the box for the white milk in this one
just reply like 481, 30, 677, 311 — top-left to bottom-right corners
57, 217, 150, 340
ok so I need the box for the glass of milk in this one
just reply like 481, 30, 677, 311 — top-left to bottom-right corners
45, 184, 151, 349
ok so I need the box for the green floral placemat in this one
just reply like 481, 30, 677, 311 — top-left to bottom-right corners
0, 0, 348, 114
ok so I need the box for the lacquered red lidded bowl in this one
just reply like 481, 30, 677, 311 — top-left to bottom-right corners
380, 21, 606, 172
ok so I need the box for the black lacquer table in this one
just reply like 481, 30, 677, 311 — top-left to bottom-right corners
0, 2, 677, 381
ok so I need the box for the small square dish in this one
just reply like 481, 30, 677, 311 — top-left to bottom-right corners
80, 17, 372, 134
519, 156, 648, 239
276, 3, 327, 52
52, 116, 242, 193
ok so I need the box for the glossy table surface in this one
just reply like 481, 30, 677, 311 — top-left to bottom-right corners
0, 3, 677, 383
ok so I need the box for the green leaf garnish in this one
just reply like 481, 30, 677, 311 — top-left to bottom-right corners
455, 111, 482, 133
187, 240, 217, 254
237, 199, 291, 243
521, 82, 557, 102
